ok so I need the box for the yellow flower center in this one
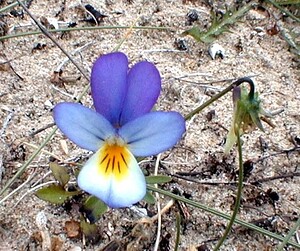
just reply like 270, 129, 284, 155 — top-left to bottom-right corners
97, 137, 130, 180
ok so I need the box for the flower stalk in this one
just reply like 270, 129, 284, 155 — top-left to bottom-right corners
185, 77, 256, 121
213, 124, 244, 250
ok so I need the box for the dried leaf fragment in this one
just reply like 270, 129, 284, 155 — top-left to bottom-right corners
65, 220, 81, 238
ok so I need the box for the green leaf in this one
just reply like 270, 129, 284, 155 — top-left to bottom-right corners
182, 26, 203, 42
145, 175, 172, 184
35, 184, 81, 204
49, 162, 70, 186
143, 190, 156, 204
275, 0, 300, 4
224, 123, 238, 154
80, 217, 99, 243
82, 196, 108, 224
183, 3, 254, 43
249, 110, 265, 132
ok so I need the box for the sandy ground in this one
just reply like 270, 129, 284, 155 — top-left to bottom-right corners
0, 0, 299, 250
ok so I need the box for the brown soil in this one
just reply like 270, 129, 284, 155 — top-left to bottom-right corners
0, 0, 299, 250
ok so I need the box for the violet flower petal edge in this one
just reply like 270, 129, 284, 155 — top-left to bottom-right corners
53, 102, 116, 152
119, 111, 186, 157
120, 61, 161, 125
91, 52, 128, 126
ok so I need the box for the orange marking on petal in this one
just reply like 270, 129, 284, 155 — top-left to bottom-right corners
97, 143, 130, 180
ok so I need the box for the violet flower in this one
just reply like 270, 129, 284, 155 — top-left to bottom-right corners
54, 52, 185, 208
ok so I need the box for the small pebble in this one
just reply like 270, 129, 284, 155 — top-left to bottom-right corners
208, 43, 225, 60
186, 9, 199, 25
174, 38, 188, 51
36, 211, 47, 230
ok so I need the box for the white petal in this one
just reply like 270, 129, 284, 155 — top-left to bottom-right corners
77, 143, 146, 208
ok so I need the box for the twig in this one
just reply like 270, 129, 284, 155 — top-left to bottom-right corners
250, 172, 300, 185
142, 49, 187, 53
185, 112, 197, 132
16, 0, 89, 81
79, 1, 98, 26
254, 147, 300, 164
29, 123, 55, 137
0, 168, 37, 205
182, 83, 222, 90
112, 16, 139, 52
8, 21, 73, 33
9, 64, 24, 80
0, 93, 8, 98
175, 77, 233, 85
31, 171, 52, 187
0, 109, 14, 137
175, 73, 213, 79
13, 180, 57, 208
0, 25, 171, 41
55, 41, 94, 73
23, 142, 62, 161
242, 204, 273, 217
137, 200, 174, 224
172, 173, 239, 185
0, 54, 23, 65
51, 85, 75, 99
0, 0, 92, 197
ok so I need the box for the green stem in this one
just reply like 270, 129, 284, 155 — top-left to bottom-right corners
0, 26, 170, 41
0, 128, 57, 197
265, 0, 300, 22
0, 2, 86, 198
147, 186, 300, 249
112, 18, 138, 52
213, 125, 244, 250
276, 216, 300, 250
184, 77, 255, 120
0, 1, 93, 198
0, 1, 159, 199
0, 1, 20, 14
174, 213, 181, 251
275, 0, 300, 4
245, 78, 255, 101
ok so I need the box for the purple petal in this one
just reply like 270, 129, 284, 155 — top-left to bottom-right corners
53, 102, 116, 152
119, 112, 185, 156
119, 61, 161, 125
91, 52, 128, 126
77, 144, 146, 208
